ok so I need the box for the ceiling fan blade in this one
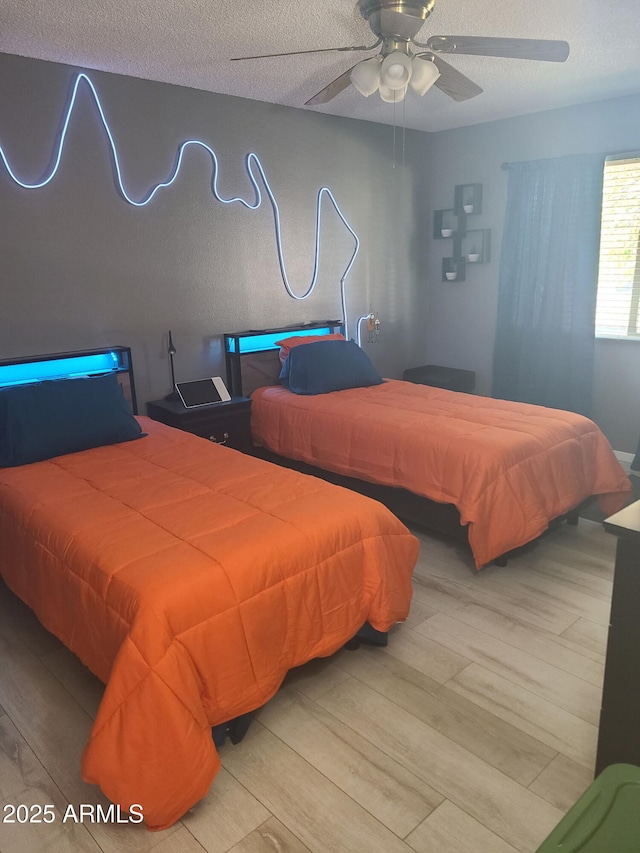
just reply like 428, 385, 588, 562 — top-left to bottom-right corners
425, 36, 570, 62
305, 66, 357, 106
231, 40, 381, 61
427, 54, 483, 102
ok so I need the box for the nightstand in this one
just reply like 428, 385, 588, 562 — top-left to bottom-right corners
146, 397, 253, 453
403, 364, 476, 393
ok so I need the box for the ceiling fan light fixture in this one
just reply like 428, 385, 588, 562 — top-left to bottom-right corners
378, 81, 407, 103
380, 51, 413, 90
350, 56, 382, 97
409, 55, 441, 95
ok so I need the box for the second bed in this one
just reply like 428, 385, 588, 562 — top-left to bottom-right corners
226, 324, 632, 569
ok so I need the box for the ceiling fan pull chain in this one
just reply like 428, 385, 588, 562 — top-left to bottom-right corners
392, 94, 397, 169
402, 96, 406, 168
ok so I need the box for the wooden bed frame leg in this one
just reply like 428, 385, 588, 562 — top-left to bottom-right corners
566, 508, 580, 526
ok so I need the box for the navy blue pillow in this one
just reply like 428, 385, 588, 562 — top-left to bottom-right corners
0, 372, 143, 467
279, 339, 383, 395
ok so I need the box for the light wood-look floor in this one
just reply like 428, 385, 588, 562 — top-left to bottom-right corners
0, 518, 614, 853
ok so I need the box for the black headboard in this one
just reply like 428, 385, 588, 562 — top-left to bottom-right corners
0, 345, 138, 413
224, 321, 343, 397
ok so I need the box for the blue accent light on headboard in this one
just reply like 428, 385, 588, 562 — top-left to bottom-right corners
225, 326, 338, 355
0, 352, 118, 387
0, 346, 138, 413
0, 73, 360, 338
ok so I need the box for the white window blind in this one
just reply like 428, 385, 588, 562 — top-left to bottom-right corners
595, 156, 640, 338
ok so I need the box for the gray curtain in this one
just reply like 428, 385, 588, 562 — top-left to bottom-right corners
492, 154, 605, 415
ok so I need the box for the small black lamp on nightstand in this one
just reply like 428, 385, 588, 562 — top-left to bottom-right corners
164, 330, 179, 402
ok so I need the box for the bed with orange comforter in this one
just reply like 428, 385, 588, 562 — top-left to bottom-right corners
0, 416, 417, 829
251, 379, 631, 568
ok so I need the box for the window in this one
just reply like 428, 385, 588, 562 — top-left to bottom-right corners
595, 156, 640, 339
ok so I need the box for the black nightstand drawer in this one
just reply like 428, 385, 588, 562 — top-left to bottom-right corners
403, 364, 476, 393
146, 397, 253, 453
186, 410, 252, 450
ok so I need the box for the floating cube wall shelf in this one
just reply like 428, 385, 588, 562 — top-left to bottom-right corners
433, 209, 459, 239
442, 256, 466, 282
434, 184, 490, 282
454, 183, 483, 216
462, 229, 491, 264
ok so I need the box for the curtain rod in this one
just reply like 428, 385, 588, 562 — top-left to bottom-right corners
501, 149, 639, 171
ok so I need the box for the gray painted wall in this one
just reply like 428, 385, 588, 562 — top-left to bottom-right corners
420, 94, 640, 453
0, 52, 431, 407
3, 50, 639, 454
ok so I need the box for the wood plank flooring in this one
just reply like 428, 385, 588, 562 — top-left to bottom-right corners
0, 518, 615, 853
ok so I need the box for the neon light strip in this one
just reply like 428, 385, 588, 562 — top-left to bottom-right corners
0, 352, 119, 387
0, 73, 360, 338
226, 327, 338, 354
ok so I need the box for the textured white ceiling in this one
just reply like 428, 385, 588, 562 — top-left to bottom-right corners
1, 0, 639, 132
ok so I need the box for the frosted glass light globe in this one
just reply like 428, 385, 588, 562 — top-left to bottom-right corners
409, 56, 441, 96
350, 56, 381, 97
378, 82, 408, 103
387, 63, 405, 80
380, 52, 412, 90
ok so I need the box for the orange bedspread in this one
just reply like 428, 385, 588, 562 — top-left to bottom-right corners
0, 417, 417, 829
251, 380, 631, 568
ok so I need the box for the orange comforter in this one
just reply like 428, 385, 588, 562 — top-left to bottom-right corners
0, 417, 417, 829
251, 380, 631, 568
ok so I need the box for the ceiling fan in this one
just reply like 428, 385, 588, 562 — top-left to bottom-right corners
231, 0, 569, 106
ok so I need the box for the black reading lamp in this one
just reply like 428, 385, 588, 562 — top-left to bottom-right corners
164, 330, 179, 401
